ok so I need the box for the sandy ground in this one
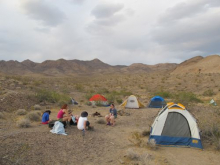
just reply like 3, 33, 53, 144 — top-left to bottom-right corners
1, 105, 220, 165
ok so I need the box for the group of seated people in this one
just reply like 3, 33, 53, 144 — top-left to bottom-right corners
41, 103, 117, 131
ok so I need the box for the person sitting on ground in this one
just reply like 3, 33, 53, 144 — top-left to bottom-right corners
77, 111, 93, 131
42, 110, 52, 124
105, 103, 117, 126
57, 104, 72, 124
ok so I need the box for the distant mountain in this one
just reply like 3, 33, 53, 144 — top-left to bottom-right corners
171, 55, 220, 74
0, 58, 123, 75
0, 55, 219, 76
121, 63, 177, 73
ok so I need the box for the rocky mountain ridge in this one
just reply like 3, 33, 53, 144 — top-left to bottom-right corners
0, 55, 219, 75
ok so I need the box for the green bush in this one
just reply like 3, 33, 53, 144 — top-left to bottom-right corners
97, 88, 109, 94
105, 94, 115, 103
154, 91, 172, 98
75, 84, 84, 92
174, 92, 202, 105
36, 89, 70, 103
85, 93, 94, 100
116, 98, 123, 104
203, 89, 215, 96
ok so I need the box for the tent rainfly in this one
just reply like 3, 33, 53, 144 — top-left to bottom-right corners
148, 96, 166, 108
89, 94, 109, 106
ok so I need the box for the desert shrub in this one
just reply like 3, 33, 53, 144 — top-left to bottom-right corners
154, 91, 172, 98
126, 148, 139, 160
0, 112, 4, 119
201, 124, 220, 150
26, 111, 41, 121
86, 101, 92, 106
105, 94, 115, 103
85, 93, 94, 100
140, 153, 153, 165
36, 89, 69, 103
75, 84, 84, 92
96, 119, 105, 124
116, 98, 123, 104
97, 88, 109, 94
17, 119, 31, 128
16, 109, 27, 115
128, 132, 144, 147
198, 107, 220, 151
142, 130, 150, 136
94, 101, 103, 107
119, 90, 132, 97
148, 139, 158, 150
34, 104, 41, 110
203, 89, 215, 96
174, 92, 202, 105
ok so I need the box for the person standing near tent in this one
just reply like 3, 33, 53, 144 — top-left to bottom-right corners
57, 104, 72, 123
42, 110, 52, 124
105, 103, 117, 126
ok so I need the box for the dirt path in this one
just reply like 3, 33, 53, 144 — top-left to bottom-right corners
1, 106, 220, 165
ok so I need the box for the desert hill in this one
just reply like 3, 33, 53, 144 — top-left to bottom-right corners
171, 55, 220, 74
0, 55, 219, 75
0, 58, 177, 75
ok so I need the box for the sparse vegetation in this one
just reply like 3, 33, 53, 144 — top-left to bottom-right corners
36, 89, 70, 104
0, 112, 4, 119
128, 131, 145, 147
126, 148, 139, 160
34, 104, 41, 110
154, 90, 172, 98
203, 89, 215, 96
174, 92, 202, 105
16, 109, 27, 115
26, 111, 41, 121
148, 139, 158, 150
17, 118, 31, 128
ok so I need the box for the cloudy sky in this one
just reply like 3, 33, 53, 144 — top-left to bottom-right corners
0, 0, 220, 65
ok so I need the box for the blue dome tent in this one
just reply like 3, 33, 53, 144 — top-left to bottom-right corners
148, 96, 166, 108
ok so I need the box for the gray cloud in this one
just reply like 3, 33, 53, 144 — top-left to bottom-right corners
87, 3, 127, 35
69, 0, 86, 5
22, 0, 66, 26
91, 3, 124, 18
158, 0, 220, 25
150, 0, 220, 57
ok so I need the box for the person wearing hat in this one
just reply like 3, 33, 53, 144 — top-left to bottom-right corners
77, 111, 93, 131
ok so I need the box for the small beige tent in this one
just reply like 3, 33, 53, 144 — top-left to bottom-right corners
120, 95, 144, 108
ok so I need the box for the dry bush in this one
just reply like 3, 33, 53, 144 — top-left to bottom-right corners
17, 119, 31, 128
192, 106, 220, 151
126, 148, 140, 160
142, 130, 150, 136
96, 119, 105, 124
26, 111, 41, 121
128, 132, 145, 147
140, 153, 154, 165
16, 109, 27, 115
148, 139, 158, 150
34, 104, 41, 110
0, 112, 4, 119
